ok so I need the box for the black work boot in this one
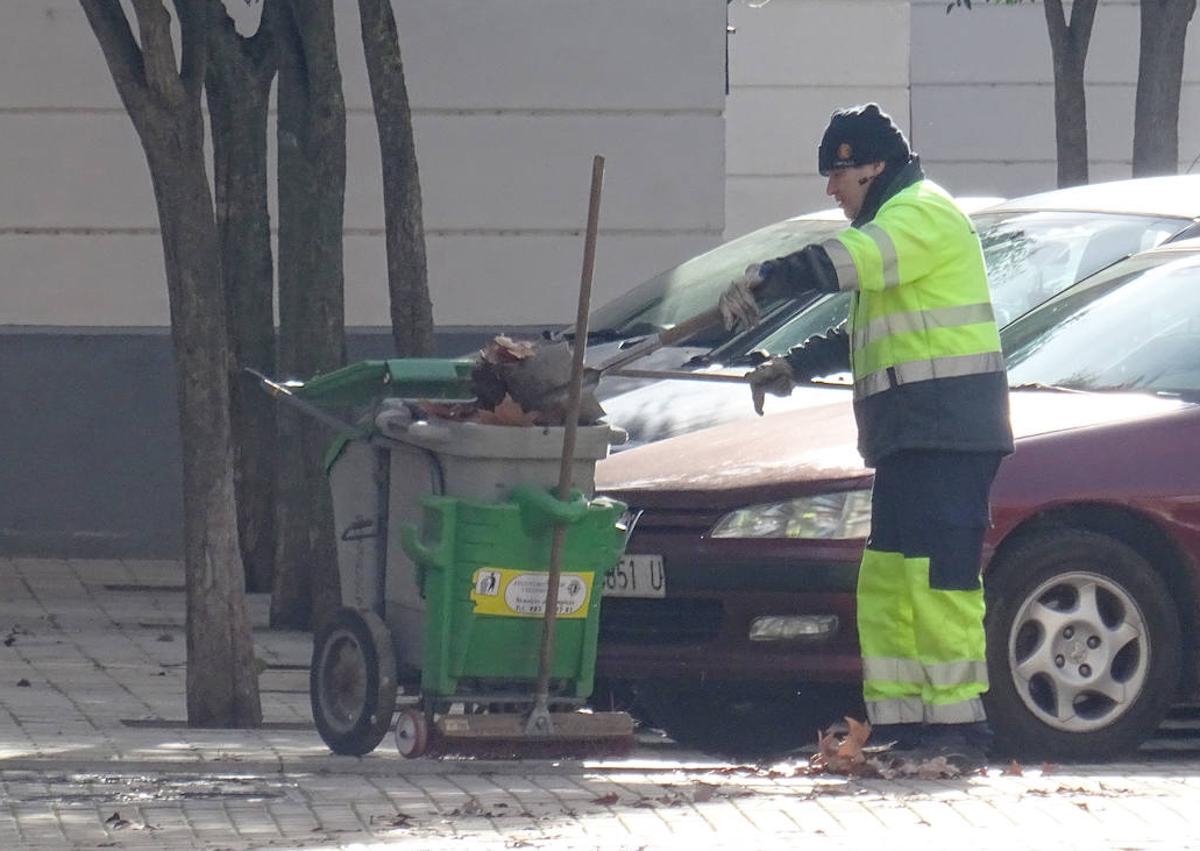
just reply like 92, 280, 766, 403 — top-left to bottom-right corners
921, 722, 993, 772
867, 722, 926, 751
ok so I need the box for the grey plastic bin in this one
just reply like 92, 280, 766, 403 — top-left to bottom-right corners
328, 418, 625, 670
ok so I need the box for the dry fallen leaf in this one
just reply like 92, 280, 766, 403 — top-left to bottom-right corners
475, 394, 539, 426
1002, 760, 1024, 776
481, 336, 538, 365
370, 813, 413, 828
811, 716, 874, 775
104, 812, 132, 830
592, 792, 620, 806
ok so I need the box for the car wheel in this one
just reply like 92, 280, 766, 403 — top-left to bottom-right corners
632, 681, 860, 758
310, 607, 398, 756
984, 530, 1180, 761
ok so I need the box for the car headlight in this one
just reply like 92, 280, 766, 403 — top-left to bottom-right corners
710, 489, 872, 540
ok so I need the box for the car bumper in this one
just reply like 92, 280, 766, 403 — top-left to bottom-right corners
595, 526, 865, 684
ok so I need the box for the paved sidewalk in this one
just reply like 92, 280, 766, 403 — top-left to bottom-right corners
2, 557, 1200, 850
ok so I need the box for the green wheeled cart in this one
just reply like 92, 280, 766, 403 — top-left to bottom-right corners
254, 359, 634, 759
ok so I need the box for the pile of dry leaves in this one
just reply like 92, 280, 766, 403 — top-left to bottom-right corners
809, 718, 983, 780
418, 336, 604, 427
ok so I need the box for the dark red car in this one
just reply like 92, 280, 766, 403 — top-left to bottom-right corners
594, 238, 1200, 760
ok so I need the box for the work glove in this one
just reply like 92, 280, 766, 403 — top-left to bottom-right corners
718, 263, 766, 333
747, 356, 795, 416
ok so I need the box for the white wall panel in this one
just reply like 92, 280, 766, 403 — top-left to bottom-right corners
348, 233, 719, 328
0, 114, 155, 229
725, 175, 837, 240
729, 0, 909, 87
0, 3, 126, 109
0, 234, 170, 327
334, 0, 727, 112
361, 114, 725, 232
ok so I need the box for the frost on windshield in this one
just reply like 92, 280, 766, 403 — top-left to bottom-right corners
1004, 254, 1200, 400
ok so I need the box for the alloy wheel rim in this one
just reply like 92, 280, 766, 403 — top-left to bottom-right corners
1007, 570, 1149, 733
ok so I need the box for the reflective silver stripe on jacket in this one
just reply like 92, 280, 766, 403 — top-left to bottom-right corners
822, 238, 858, 291
860, 223, 900, 289
865, 697, 925, 725
854, 350, 1006, 400
866, 696, 987, 725
851, 302, 997, 353
863, 657, 989, 687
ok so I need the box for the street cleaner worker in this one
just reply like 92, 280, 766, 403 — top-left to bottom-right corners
718, 104, 1013, 768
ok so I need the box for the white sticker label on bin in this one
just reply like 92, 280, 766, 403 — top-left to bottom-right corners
469, 568, 593, 618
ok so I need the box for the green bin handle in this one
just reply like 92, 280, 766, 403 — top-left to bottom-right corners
400, 497, 457, 569
510, 484, 591, 533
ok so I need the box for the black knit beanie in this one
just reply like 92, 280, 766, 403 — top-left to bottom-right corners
817, 103, 912, 176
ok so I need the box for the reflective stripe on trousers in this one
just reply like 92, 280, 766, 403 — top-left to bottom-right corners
857, 547, 988, 725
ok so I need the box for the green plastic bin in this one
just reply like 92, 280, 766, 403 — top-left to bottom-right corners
400, 484, 627, 700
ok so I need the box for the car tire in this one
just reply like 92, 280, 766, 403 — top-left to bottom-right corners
632, 681, 860, 758
310, 607, 398, 756
983, 529, 1180, 761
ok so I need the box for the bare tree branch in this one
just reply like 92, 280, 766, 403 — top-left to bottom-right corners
131, 0, 185, 105
1067, 0, 1098, 54
78, 0, 148, 115
1042, 0, 1067, 45
174, 0, 208, 96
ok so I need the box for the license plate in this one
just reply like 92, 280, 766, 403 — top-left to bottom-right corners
602, 554, 665, 598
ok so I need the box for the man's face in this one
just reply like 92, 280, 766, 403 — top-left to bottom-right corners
825, 161, 885, 219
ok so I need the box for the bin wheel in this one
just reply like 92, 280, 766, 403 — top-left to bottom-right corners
310, 607, 397, 756
394, 707, 431, 758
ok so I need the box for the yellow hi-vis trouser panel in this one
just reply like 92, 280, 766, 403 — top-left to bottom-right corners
857, 547, 988, 724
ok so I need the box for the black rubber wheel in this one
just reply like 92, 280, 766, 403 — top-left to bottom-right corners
310, 607, 398, 756
984, 530, 1180, 761
633, 681, 861, 759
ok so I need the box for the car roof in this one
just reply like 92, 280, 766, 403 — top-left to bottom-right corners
786, 196, 1004, 223
986, 175, 1200, 219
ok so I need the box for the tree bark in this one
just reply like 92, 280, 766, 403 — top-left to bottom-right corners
1133, 0, 1197, 176
357, 0, 434, 357
79, 0, 261, 727
1042, 0, 1098, 187
205, 1, 278, 593
270, 0, 347, 630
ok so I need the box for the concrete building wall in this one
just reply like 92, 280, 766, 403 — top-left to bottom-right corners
911, 0, 1200, 195
726, 0, 1200, 239
1, 0, 727, 331
0, 0, 728, 556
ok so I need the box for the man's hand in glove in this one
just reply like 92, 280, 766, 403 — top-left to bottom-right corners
747, 356, 795, 416
718, 263, 766, 333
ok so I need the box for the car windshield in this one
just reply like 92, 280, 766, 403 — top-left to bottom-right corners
731, 211, 1185, 358
1002, 250, 1200, 401
585, 216, 846, 347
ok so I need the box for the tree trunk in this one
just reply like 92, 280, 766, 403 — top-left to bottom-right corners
79, 0, 261, 727
1133, 0, 1197, 176
271, 0, 348, 630
1043, 0, 1098, 187
357, 0, 434, 357
205, 1, 278, 593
